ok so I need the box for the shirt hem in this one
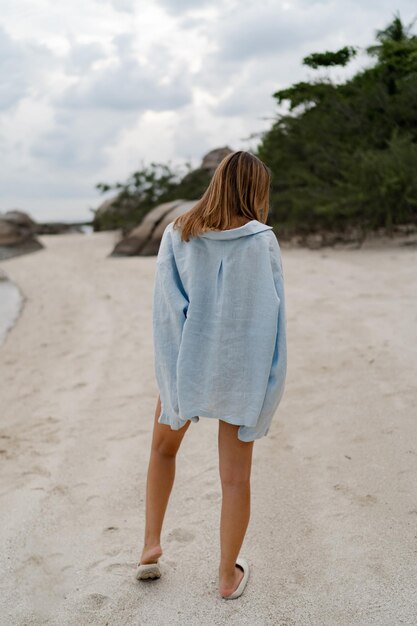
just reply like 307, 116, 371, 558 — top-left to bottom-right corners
158, 408, 273, 441
182, 409, 259, 428
159, 407, 266, 428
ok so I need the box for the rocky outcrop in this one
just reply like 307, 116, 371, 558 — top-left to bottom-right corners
111, 199, 198, 256
97, 146, 234, 237
3, 209, 38, 231
0, 210, 44, 261
108, 147, 235, 256
201, 146, 233, 174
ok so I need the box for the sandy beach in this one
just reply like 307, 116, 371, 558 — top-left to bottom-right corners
0, 230, 416, 626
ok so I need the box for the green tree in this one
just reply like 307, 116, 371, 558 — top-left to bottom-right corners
257, 13, 417, 236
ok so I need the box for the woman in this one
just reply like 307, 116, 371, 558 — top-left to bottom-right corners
136, 150, 287, 600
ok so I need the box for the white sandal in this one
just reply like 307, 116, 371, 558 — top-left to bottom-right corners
135, 560, 161, 580
222, 557, 250, 599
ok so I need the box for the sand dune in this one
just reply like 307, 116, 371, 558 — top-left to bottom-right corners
0, 231, 416, 626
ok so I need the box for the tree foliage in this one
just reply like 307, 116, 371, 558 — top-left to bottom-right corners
303, 46, 357, 69
257, 12, 417, 235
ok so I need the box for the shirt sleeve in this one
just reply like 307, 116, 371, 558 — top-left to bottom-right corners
238, 232, 287, 441
152, 224, 190, 424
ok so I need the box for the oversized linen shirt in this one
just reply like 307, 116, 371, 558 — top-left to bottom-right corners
152, 219, 287, 442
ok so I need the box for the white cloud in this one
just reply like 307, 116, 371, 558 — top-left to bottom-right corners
31, 107, 139, 169
0, 26, 56, 110
57, 57, 192, 111
55, 31, 193, 113
64, 40, 107, 72
157, 0, 215, 16
0, 0, 416, 221
107, 0, 136, 13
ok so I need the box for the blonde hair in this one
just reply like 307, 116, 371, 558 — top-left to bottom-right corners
172, 150, 271, 242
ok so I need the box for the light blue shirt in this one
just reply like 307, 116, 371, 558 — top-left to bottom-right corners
152, 219, 287, 442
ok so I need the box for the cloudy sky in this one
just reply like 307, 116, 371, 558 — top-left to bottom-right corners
0, 0, 415, 222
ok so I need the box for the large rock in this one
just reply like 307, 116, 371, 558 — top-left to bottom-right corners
111, 199, 198, 256
3, 209, 38, 231
141, 200, 199, 255
201, 146, 233, 174
96, 146, 235, 236
0, 218, 24, 246
109, 146, 236, 256
0, 209, 43, 260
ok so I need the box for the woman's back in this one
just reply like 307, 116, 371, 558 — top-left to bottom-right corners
153, 218, 287, 442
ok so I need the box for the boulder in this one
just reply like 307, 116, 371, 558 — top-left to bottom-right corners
141, 200, 199, 255
109, 146, 238, 256
201, 146, 234, 174
0, 218, 24, 246
3, 209, 38, 230
111, 199, 197, 256
96, 146, 236, 236
0, 209, 43, 260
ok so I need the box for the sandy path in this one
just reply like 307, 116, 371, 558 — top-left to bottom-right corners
0, 231, 416, 626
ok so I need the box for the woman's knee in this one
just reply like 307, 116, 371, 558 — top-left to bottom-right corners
218, 421, 254, 483
152, 440, 178, 458
220, 468, 251, 488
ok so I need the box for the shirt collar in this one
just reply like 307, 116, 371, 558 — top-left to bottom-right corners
199, 220, 273, 240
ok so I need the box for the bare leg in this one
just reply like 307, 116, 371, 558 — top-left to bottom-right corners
139, 395, 190, 565
218, 419, 254, 597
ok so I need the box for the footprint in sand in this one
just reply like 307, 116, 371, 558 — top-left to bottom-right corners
49, 484, 70, 496
86, 558, 107, 571
22, 465, 51, 478
15, 554, 44, 575
166, 528, 195, 543
61, 565, 74, 572
105, 562, 133, 576
104, 547, 122, 557
81, 593, 110, 610
333, 483, 378, 506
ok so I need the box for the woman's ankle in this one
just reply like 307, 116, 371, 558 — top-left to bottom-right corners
219, 562, 238, 580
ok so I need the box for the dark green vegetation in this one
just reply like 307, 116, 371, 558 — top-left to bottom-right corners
93, 14, 417, 237
257, 13, 417, 236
